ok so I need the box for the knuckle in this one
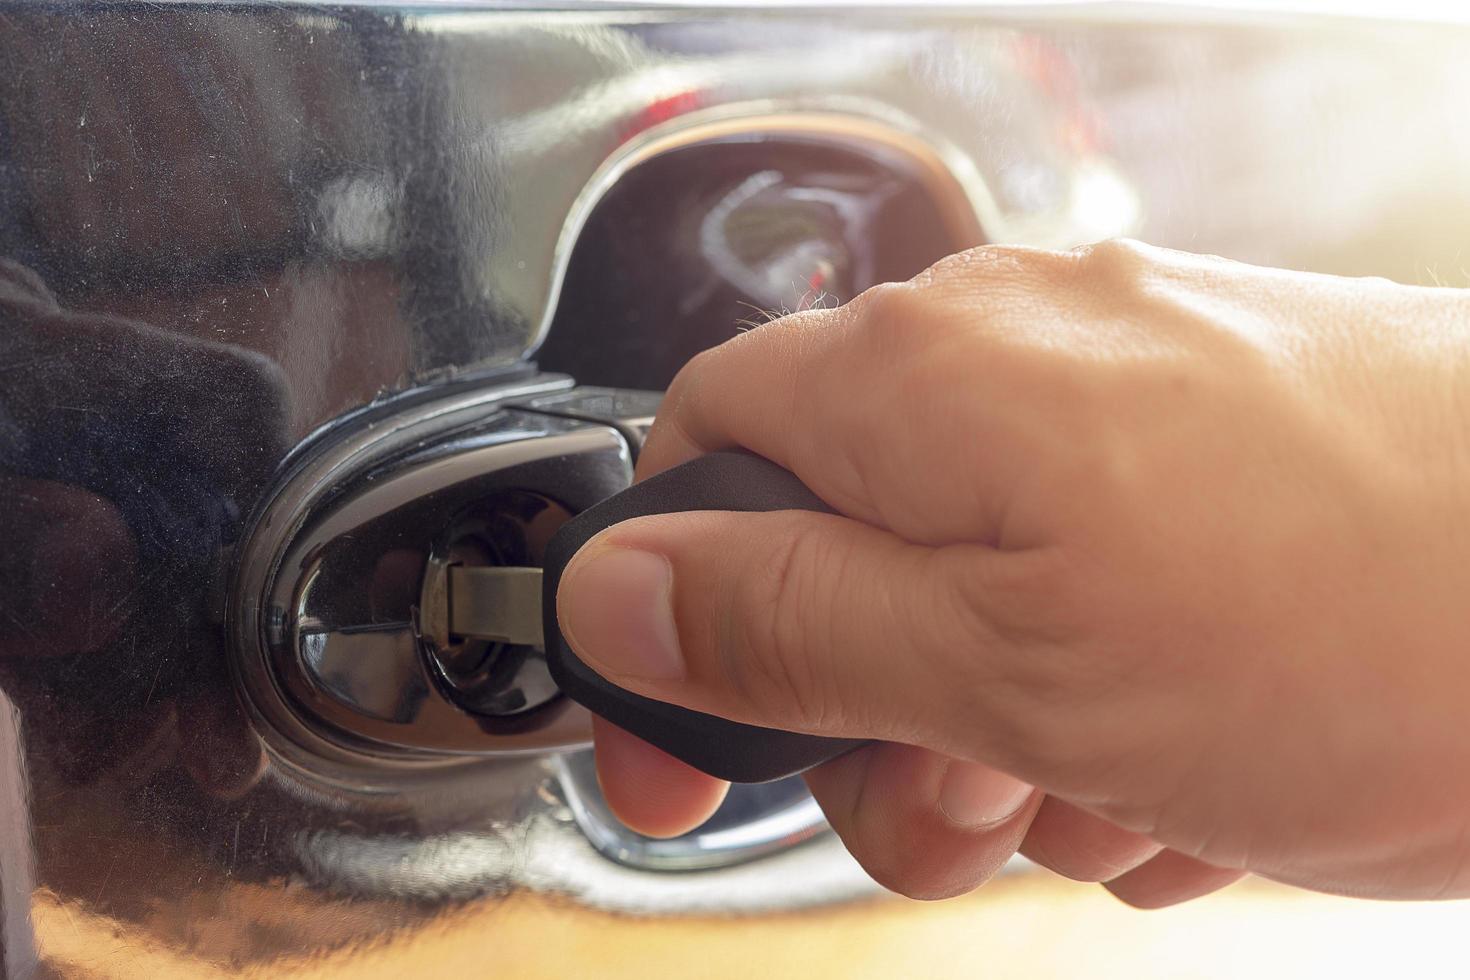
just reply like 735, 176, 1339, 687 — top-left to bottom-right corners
1075, 236, 1154, 271
849, 280, 924, 337
1071, 238, 1166, 299
850, 245, 1090, 358
849, 279, 959, 364
921, 243, 1074, 284
837, 282, 943, 393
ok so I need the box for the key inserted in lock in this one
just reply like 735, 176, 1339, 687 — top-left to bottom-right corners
416, 494, 573, 721
433, 452, 870, 783
446, 566, 543, 646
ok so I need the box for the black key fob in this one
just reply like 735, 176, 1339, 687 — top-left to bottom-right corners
543, 451, 868, 783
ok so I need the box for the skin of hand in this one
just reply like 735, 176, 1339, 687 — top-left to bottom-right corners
556, 240, 1470, 907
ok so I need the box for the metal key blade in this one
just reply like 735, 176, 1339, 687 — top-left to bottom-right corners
447, 565, 545, 647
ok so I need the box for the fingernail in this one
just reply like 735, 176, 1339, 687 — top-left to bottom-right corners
938, 762, 1033, 829
558, 546, 684, 682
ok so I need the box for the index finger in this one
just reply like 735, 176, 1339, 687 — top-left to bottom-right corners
636, 304, 855, 480
634, 244, 1060, 532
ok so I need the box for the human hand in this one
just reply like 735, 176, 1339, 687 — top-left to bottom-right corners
556, 240, 1470, 906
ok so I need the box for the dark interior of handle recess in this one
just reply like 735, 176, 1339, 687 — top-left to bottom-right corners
543, 451, 869, 783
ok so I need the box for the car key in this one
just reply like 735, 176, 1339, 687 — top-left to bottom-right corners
446, 452, 869, 782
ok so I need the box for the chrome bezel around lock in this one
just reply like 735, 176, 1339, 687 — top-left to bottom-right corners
228, 372, 634, 770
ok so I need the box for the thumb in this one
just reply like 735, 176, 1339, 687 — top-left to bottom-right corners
555, 507, 1033, 754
